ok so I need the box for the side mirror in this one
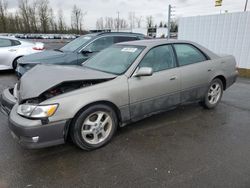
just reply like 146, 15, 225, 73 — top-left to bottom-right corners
81, 50, 94, 55
134, 67, 153, 77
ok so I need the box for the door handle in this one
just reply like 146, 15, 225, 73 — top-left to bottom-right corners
208, 69, 212, 72
170, 76, 177, 80
8, 49, 17, 52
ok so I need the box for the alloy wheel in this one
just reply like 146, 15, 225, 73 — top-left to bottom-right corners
208, 82, 222, 105
81, 111, 112, 145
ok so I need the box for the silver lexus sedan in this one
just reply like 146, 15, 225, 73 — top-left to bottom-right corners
1, 39, 238, 150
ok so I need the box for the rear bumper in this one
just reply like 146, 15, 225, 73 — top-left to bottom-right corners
226, 71, 238, 89
9, 105, 68, 149
0, 88, 16, 115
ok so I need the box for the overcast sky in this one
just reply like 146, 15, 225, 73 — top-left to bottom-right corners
6, 0, 248, 29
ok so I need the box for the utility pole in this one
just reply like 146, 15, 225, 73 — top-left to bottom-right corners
117, 11, 120, 32
167, 5, 172, 39
244, 0, 248, 11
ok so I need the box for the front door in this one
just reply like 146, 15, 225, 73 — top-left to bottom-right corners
128, 45, 181, 120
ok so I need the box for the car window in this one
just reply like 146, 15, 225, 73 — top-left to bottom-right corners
11, 40, 21, 46
139, 45, 176, 72
0, 38, 12, 47
84, 45, 145, 75
114, 36, 139, 43
60, 35, 93, 52
85, 36, 114, 52
174, 44, 207, 66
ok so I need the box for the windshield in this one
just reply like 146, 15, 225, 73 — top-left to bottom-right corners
83, 45, 145, 75
60, 35, 94, 52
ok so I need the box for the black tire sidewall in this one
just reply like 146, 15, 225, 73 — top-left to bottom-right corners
71, 104, 118, 150
12, 57, 21, 70
204, 79, 223, 109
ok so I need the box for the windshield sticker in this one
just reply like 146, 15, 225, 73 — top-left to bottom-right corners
83, 36, 91, 40
121, 48, 137, 53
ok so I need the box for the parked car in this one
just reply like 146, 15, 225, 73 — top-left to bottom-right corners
16, 32, 147, 76
0, 36, 44, 70
1, 39, 238, 150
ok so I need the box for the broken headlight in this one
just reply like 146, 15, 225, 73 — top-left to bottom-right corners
17, 104, 58, 118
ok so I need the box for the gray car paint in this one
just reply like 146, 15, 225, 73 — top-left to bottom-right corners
14, 39, 237, 125
21, 39, 235, 125
19, 64, 116, 101
2, 39, 238, 148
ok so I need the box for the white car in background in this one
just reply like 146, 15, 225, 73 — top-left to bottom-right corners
0, 36, 44, 70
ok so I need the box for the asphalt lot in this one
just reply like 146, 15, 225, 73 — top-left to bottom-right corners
0, 42, 250, 187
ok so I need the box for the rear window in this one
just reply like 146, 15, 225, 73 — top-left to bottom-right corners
11, 40, 21, 46
174, 44, 207, 66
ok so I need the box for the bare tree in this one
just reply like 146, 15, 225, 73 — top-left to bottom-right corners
96, 17, 104, 30
0, 0, 8, 32
120, 18, 128, 29
12, 11, 21, 32
104, 17, 114, 29
71, 5, 86, 34
128, 12, 135, 30
135, 16, 142, 28
37, 0, 50, 33
114, 18, 128, 29
48, 8, 57, 32
18, 0, 32, 33
58, 9, 66, 33
146, 16, 154, 28
29, 1, 38, 33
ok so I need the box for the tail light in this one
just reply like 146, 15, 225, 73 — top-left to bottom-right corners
33, 46, 45, 51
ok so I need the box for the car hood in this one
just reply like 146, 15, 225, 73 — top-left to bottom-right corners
18, 65, 117, 101
18, 50, 71, 64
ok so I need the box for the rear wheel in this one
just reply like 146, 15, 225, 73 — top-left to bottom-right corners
70, 104, 118, 150
202, 78, 223, 109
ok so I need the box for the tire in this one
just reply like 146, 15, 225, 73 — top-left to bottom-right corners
201, 78, 223, 109
12, 57, 21, 70
70, 104, 118, 150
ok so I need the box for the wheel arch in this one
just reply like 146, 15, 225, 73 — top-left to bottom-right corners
12, 56, 23, 69
65, 100, 122, 140
212, 75, 226, 90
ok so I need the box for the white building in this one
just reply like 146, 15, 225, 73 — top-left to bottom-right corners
178, 11, 250, 76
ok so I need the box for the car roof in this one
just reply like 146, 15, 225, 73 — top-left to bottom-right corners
94, 32, 145, 37
118, 39, 194, 47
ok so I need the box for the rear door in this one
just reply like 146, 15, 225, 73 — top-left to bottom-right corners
173, 43, 212, 103
128, 45, 181, 120
0, 38, 17, 69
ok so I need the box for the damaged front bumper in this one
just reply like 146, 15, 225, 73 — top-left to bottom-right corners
1, 88, 69, 149
9, 105, 68, 149
0, 88, 17, 115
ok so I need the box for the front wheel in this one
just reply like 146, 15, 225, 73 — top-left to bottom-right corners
202, 79, 223, 109
70, 104, 118, 150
